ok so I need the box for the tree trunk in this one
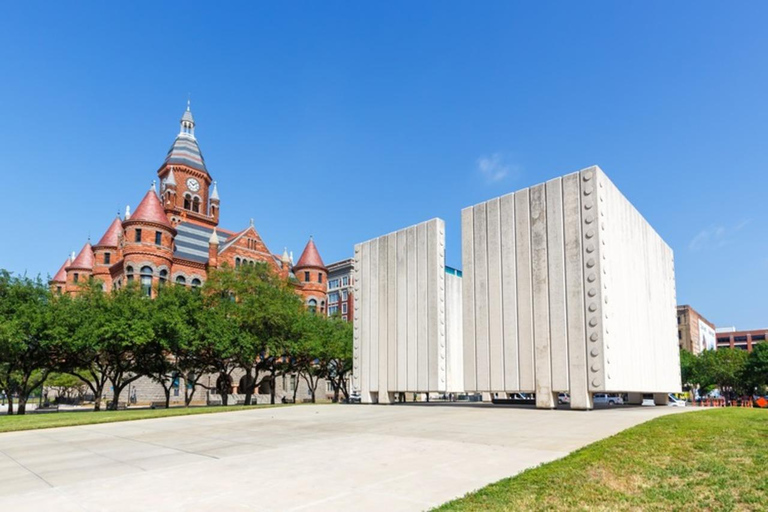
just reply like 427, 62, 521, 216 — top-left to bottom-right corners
292, 376, 299, 403
17, 395, 28, 415
164, 387, 171, 409
6, 393, 13, 415
244, 368, 253, 406
333, 384, 340, 404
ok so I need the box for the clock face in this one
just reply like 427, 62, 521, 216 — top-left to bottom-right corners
186, 178, 200, 192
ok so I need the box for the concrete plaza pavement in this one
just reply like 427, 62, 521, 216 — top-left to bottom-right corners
0, 403, 691, 511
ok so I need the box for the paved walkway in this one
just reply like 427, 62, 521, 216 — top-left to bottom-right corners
0, 403, 690, 511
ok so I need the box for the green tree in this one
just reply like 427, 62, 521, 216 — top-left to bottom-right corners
0, 272, 68, 414
324, 315, 353, 402
698, 348, 750, 397
204, 263, 303, 406
68, 284, 155, 410
743, 343, 768, 394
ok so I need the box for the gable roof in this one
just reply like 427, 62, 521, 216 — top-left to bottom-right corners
130, 189, 173, 229
95, 216, 123, 247
295, 237, 325, 269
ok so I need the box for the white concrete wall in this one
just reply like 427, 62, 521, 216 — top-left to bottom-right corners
353, 219, 450, 403
445, 271, 464, 393
461, 166, 681, 408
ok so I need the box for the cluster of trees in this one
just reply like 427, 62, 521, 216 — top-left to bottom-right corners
680, 346, 768, 399
0, 264, 352, 415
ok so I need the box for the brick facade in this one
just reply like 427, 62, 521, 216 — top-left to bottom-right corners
49, 104, 331, 403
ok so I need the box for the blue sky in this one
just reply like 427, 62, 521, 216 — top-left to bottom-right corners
0, 3, 765, 329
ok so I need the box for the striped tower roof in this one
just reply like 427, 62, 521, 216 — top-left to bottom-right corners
130, 187, 174, 229
295, 237, 326, 269
70, 242, 95, 270
95, 216, 123, 247
163, 103, 208, 173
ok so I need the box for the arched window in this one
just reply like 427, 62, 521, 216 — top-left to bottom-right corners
192, 197, 200, 213
176, 275, 186, 285
235, 257, 241, 269
126, 266, 134, 282
140, 266, 153, 297
191, 278, 202, 288
159, 269, 168, 286
320, 300, 326, 314
308, 299, 317, 314
184, 194, 191, 210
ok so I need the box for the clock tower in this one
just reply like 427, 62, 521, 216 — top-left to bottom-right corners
157, 102, 219, 228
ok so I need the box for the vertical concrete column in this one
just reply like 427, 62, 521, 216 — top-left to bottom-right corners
396, 230, 408, 391
369, 238, 379, 398
515, 189, 535, 392
530, 184, 555, 409
653, 393, 669, 405
563, 173, 592, 410
546, 178, 569, 392
461, 208, 477, 391
406, 226, 418, 391
487, 198, 505, 392
416, 223, 428, 392
377, 238, 389, 403
499, 193, 519, 391
473, 203, 491, 391
387, 234, 398, 393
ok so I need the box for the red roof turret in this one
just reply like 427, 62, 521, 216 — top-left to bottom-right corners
69, 242, 95, 270
51, 258, 70, 283
295, 237, 326, 269
129, 188, 173, 229
95, 216, 123, 247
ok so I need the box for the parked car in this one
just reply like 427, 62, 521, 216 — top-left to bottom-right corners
593, 393, 623, 406
558, 393, 570, 404
667, 394, 686, 407
347, 391, 361, 404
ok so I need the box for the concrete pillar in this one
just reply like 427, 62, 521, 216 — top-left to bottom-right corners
627, 392, 644, 405
653, 393, 669, 406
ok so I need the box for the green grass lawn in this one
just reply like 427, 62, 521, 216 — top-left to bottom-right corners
437, 408, 768, 511
0, 404, 286, 433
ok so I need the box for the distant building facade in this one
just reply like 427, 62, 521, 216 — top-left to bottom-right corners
326, 259, 354, 322
716, 327, 767, 352
676, 305, 716, 354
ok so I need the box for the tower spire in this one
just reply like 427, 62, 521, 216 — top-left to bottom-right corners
179, 100, 195, 138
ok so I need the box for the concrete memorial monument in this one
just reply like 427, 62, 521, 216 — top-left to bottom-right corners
354, 165, 681, 409
352, 219, 463, 403
462, 166, 680, 409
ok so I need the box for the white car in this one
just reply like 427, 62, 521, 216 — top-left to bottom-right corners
593, 393, 623, 406
667, 394, 687, 407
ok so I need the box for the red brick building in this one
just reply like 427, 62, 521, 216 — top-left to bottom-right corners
716, 327, 767, 352
50, 103, 327, 309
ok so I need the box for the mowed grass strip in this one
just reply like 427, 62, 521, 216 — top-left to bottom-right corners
0, 404, 287, 433
437, 408, 768, 511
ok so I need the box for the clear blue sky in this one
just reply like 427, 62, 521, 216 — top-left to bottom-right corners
0, 3, 765, 329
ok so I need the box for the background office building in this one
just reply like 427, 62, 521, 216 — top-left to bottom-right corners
676, 305, 716, 354
327, 259, 354, 322
716, 327, 767, 352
